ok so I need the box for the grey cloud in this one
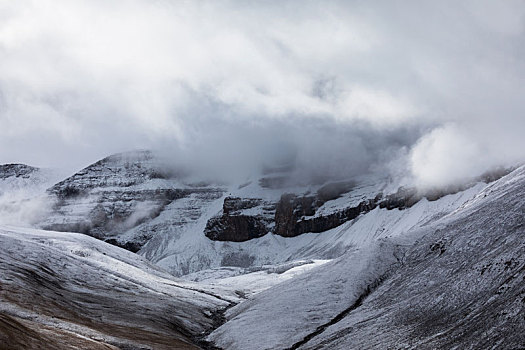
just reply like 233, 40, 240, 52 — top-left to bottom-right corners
0, 0, 523, 185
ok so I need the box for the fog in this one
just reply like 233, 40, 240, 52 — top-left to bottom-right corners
1, 1, 524, 187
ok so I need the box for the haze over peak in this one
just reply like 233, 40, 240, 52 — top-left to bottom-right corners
0, 0, 524, 187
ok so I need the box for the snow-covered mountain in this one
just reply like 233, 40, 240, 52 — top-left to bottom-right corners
209, 165, 525, 350
32, 150, 508, 278
0, 164, 66, 227
0, 152, 523, 349
0, 164, 55, 194
40, 150, 225, 253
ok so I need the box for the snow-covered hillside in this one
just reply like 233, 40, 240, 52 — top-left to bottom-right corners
0, 153, 523, 349
0, 164, 59, 194
0, 225, 239, 349
143, 181, 485, 278
208, 165, 525, 350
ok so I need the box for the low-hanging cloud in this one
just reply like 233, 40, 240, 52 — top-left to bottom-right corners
0, 0, 524, 187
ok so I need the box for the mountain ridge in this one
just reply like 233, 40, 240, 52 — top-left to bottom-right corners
14, 150, 510, 277
0, 152, 523, 349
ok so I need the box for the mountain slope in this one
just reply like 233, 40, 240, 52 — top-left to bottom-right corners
40, 151, 226, 252
0, 154, 523, 349
144, 180, 485, 279
301, 166, 525, 349
208, 166, 525, 349
0, 226, 239, 350
0, 164, 62, 194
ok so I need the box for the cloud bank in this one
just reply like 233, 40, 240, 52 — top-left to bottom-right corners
0, 0, 524, 186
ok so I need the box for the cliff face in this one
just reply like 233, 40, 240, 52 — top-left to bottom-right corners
204, 197, 274, 242
267, 168, 514, 238
273, 192, 380, 238
212, 184, 458, 241
203, 179, 383, 241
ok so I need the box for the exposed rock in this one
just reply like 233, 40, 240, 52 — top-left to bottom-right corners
223, 197, 263, 214
274, 172, 512, 238
205, 215, 270, 242
43, 189, 191, 240
104, 238, 142, 253
274, 193, 379, 238
0, 164, 39, 180
379, 186, 419, 210
48, 150, 156, 196
209, 180, 381, 240
204, 197, 273, 242
36, 150, 516, 258
274, 194, 316, 237
380, 167, 514, 209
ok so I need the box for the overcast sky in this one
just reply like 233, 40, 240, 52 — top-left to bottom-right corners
0, 0, 524, 187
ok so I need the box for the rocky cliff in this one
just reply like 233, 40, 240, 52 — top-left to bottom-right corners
204, 197, 274, 241
209, 174, 509, 241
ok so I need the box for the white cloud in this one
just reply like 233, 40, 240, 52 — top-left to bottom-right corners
335, 86, 419, 127
410, 124, 484, 188
0, 0, 523, 185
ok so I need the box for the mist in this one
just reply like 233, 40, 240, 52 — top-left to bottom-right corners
1, 0, 524, 187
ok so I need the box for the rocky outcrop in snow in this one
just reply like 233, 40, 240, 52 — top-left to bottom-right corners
0, 163, 62, 194
274, 192, 380, 238
204, 197, 274, 241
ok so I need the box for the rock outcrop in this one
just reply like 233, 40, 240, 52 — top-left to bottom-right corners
274, 194, 380, 238
206, 177, 489, 241
0, 164, 39, 180
204, 197, 274, 242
